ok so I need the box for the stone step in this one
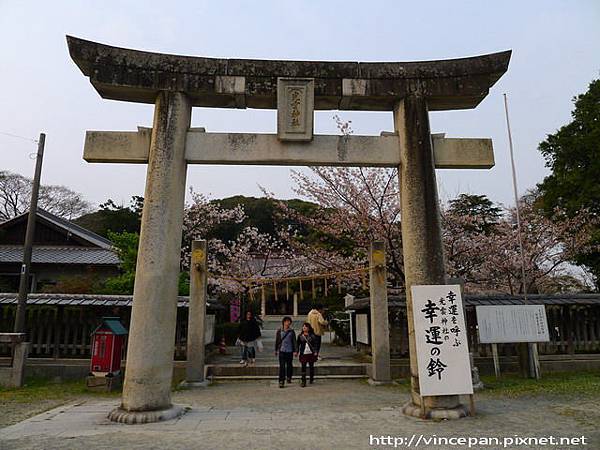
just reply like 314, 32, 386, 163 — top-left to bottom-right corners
260, 321, 306, 331
206, 363, 368, 378
256, 333, 336, 345
208, 374, 368, 381
263, 315, 306, 321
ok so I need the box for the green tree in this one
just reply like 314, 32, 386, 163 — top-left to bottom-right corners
100, 231, 192, 296
100, 231, 139, 294
537, 79, 600, 288
210, 196, 319, 242
74, 196, 143, 237
443, 194, 501, 289
447, 193, 502, 234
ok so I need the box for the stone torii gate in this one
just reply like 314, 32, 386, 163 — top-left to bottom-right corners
67, 36, 510, 423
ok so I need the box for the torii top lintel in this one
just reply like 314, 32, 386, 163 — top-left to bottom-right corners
66, 36, 511, 111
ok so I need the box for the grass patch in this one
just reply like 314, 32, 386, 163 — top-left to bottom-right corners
480, 371, 600, 398
389, 379, 411, 392
0, 377, 119, 428
0, 377, 120, 404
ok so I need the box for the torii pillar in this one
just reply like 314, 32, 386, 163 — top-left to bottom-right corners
109, 92, 191, 423
395, 96, 467, 418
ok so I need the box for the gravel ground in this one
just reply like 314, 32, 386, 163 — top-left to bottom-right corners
0, 379, 598, 449
0, 398, 69, 429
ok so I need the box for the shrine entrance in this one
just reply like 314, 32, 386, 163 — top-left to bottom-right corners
186, 239, 391, 387
67, 35, 510, 423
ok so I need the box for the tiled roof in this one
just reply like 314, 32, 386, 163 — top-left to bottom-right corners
347, 293, 600, 310
0, 293, 224, 310
0, 245, 120, 265
37, 209, 114, 250
0, 209, 114, 250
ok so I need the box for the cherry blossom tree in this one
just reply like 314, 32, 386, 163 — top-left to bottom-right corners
182, 189, 296, 294
274, 166, 403, 283
443, 190, 599, 294
275, 144, 598, 294
179, 115, 599, 296
267, 115, 404, 286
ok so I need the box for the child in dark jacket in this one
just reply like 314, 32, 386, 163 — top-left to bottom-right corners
297, 322, 319, 387
274, 316, 297, 388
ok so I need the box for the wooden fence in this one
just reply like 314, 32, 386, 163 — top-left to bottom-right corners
3, 303, 599, 360
384, 304, 600, 357
0, 305, 206, 360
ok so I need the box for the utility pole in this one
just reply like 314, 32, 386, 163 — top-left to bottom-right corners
14, 133, 45, 334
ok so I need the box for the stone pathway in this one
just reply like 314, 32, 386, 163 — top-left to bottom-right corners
1, 380, 598, 449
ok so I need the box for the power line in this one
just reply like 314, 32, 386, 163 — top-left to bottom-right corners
0, 131, 39, 143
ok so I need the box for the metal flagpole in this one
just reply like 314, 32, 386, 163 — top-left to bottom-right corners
503, 94, 528, 300
503, 94, 540, 379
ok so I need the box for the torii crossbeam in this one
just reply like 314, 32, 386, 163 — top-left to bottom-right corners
67, 35, 510, 423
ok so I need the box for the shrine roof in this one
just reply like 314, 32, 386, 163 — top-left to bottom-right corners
0, 246, 120, 265
94, 317, 128, 335
67, 36, 511, 111
0, 293, 225, 310
347, 294, 600, 311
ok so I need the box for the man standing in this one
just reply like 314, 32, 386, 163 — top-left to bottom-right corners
307, 304, 328, 359
275, 316, 297, 388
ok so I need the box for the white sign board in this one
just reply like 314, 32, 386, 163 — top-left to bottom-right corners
411, 285, 473, 396
356, 313, 369, 344
476, 305, 549, 344
205, 315, 216, 344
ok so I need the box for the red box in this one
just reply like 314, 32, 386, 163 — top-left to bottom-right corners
90, 317, 127, 376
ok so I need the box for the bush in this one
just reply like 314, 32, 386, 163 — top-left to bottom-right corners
214, 322, 240, 345
40, 273, 103, 294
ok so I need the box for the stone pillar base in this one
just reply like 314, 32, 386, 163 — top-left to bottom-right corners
0, 340, 28, 388
179, 379, 211, 389
108, 404, 188, 424
402, 402, 470, 420
86, 374, 122, 392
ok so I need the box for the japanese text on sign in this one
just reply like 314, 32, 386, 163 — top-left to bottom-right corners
411, 285, 473, 396
476, 305, 550, 344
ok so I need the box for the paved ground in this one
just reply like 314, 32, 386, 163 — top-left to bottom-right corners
1, 379, 598, 449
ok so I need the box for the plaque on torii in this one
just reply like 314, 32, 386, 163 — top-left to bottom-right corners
67, 36, 510, 423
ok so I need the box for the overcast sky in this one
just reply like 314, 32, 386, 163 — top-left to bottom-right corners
1, 1, 599, 210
